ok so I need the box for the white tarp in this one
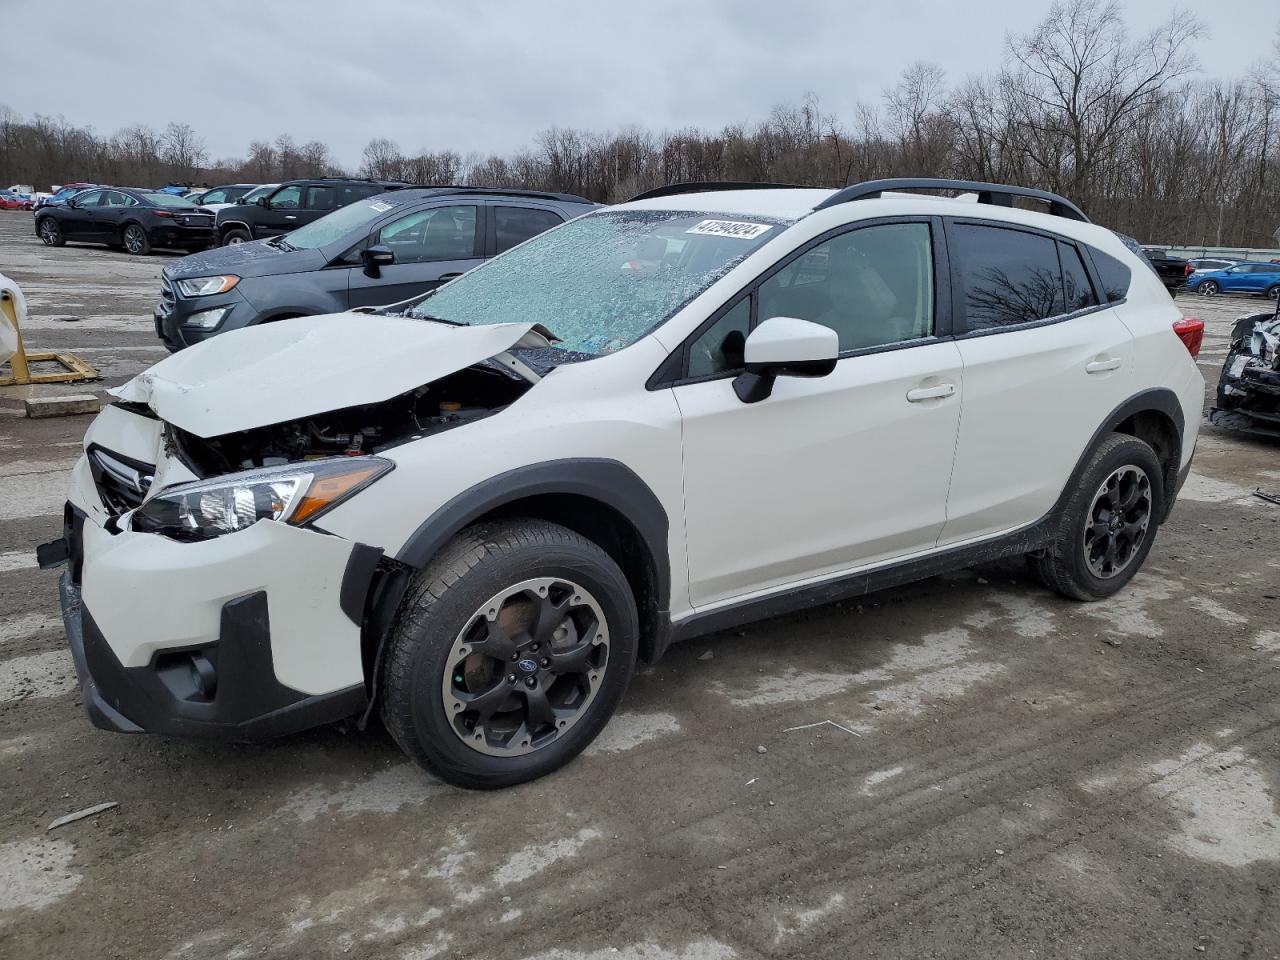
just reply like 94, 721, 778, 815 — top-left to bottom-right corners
0, 272, 27, 367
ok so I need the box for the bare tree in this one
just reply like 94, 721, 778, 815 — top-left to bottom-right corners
159, 122, 206, 181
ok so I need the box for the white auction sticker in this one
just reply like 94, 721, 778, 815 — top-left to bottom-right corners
686, 219, 772, 240
1229, 355, 1248, 377
369, 200, 393, 213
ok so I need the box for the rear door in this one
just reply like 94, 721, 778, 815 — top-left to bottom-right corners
97, 190, 136, 239
346, 203, 482, 307
939, 220, 1135, 545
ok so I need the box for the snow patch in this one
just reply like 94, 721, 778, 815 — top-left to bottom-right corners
1185, 596, 1248, 626
0, 612, 63, 646
1178, 472, 1257, 504
774, 893, 845, 940
279, 764, 448, 821
1079, 574, 1175, 637
519, 940, 737, 960
584, 711, 680, 754
723, 667, 859, 706
0, 650, 78, 703
0, 837, 81, 913
861, 766, 905, 793
494, 828, 602, 886
400, 931, 453, 959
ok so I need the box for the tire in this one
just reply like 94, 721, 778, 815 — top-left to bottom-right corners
379, 519, 638, 789
1027, 433, 1164, 602
37, 217, 64, 246
1266, 284, 1280, 301
221, 227, 251, 246
122, 223, 150, 256
1197, 280, 1219, 296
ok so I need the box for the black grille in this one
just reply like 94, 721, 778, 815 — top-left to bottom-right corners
87, 446, 155, 515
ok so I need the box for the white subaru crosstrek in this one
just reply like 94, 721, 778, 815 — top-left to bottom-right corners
43, 178, 1205, 788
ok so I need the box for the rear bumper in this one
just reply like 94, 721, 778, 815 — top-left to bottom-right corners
146, 224, 214, 249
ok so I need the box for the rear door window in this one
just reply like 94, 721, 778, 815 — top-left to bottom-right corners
952, 223, 1065, 330
1058, 242, 1098, 313
305, 185, 340, 211
494, 206, 564, 254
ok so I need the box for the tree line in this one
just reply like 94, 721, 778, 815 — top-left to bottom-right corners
2, 0, 1278, 247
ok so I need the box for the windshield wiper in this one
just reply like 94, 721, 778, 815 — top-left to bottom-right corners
409, 311, 465, 326
268, 236, 296, 251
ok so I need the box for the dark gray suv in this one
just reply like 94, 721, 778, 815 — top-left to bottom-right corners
154, 187, 596, 350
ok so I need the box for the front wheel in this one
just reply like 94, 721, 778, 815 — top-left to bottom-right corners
37, 217, 64, 246
1028, 433, 1164, 601
221, 227, 251, 246
1197, 280, 1220, 297
379, 519, 638, 789
122, 223, 150, 256
1266, 284, 1279, 301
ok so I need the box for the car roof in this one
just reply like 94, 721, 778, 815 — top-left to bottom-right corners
623, 188, 836, 220
382, 186, 595, 206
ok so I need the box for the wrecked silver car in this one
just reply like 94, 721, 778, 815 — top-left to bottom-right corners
1211, 300, 1280, 439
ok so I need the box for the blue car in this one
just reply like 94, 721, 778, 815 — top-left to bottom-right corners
1185, 260, 1280, 300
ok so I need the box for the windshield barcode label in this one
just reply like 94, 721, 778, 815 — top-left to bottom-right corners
686, 219, 772, 240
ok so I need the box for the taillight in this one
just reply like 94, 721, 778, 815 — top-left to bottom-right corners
153, 210, 174, 219
1173, 317, 1204, 357
1184, 262, 1194, 276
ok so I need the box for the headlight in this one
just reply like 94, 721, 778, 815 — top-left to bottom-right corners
183, 307, 228, 330
131, 457, 392, 541
176, 275, 239, 297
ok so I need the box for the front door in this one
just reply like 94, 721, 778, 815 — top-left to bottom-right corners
254, 184, 304, 238
675, 220, 964, 608
346, 204, 483, 308
62, 189, 104, 240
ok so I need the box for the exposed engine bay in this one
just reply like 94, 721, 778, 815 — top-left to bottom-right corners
167, 362, 531, 477
1210, 306, 1280, 439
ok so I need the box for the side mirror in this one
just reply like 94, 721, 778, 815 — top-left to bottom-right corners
733, 316, 838, 404
361, 244, 395, 277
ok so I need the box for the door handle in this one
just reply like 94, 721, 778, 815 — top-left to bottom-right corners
438, 272, 462, 281
1085, 357, 1122, 374
284, 215, 297, 220
906, 382, 956, 403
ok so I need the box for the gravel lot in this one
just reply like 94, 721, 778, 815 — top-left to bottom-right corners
1, 209, 1279, 960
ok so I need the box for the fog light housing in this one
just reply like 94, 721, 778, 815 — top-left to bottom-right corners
184, 306, 228, 330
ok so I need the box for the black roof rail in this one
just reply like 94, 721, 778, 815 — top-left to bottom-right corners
432, 186, 594, 204
813, 178, 1090, 223
628, 181, 810, 202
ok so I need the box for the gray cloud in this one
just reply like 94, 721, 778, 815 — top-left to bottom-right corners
5, 0, 1276, 168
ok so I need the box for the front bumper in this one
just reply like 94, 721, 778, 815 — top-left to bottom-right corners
54, 496, 380, 742
154, 285, 251, 351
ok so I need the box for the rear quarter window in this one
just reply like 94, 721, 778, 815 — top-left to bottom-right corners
1088, 247, 1133, 303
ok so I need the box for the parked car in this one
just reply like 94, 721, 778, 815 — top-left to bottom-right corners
214, 177, 414, 246
186, 183, 259, 212
1210, 299, 1280, 438
0, 193, 33, 211
154, 187, 594, 350
45, 177, 1203, 788
157, 183, 194, 196
33, 187, 216, 255
1187, 257, 1239, 274
1184, 261, 1280, 299
1141, 247, 1191, 292
33, 182, 95, 210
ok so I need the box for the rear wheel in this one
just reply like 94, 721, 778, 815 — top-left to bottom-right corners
1197, 280, 1220, 296
1028, 433, 1163, 601
221, 227, 251, 246
37, 217, 64, 246
379, 519, 638, 789
122, 223, 150, 256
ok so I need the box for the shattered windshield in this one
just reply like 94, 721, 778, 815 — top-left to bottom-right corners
407, 209, 790, 356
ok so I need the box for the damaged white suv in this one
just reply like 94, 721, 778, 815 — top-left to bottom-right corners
45, 179, 1205, 788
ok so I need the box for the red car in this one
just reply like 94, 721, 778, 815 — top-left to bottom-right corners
0, 194, 34, 211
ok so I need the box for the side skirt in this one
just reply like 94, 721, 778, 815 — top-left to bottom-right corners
668, 517, 1053, 645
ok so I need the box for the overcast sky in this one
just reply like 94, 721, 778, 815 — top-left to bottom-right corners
5, 0, 1278, 168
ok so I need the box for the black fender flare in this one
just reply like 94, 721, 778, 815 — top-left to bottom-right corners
394, 457, 672, 649
1055, 387, 1186, 522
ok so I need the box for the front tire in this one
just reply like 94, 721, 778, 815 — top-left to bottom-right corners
221, 227, 251, 246
1028, 433, 1164, 601
380, 519, 638, 789
37, 217, 64, 246
1266, 284, 1279, 301
122, 223, 150, 256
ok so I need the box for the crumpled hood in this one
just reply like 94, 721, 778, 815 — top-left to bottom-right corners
112, 313, 548, 438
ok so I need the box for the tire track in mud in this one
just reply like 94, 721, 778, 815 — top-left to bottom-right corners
421, 665, 1280, 960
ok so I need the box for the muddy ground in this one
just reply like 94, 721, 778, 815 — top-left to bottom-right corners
1, 210, 1279, 959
